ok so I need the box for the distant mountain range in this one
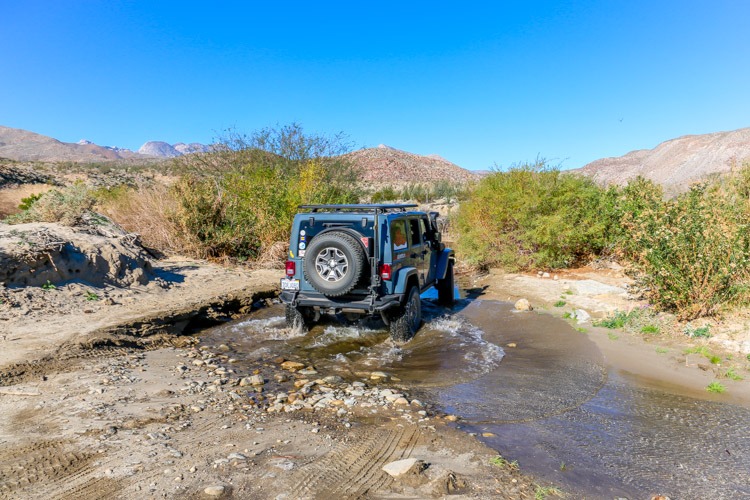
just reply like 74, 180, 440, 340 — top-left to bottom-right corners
576, 128, 750, 193
0, 126, 480, 184
4, 124, 750, 190
0, 126, 209, 162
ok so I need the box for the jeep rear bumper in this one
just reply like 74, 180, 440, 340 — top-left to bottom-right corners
280, 291, 403, 314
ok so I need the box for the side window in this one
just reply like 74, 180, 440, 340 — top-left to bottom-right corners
391, 220, 408, 251
408, 219, 421, 246
419, 218, 428, 242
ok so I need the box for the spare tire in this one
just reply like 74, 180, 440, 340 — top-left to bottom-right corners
304, 232, 366, 296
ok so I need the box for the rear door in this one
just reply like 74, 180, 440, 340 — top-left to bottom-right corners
407, 217, 430, 288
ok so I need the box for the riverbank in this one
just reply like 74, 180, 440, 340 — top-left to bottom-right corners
471, 266, 750, 407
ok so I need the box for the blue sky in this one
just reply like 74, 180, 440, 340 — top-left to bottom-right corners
2, 1, 749, 170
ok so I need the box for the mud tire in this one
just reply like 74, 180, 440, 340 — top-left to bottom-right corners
304, 232, 365, 297
285, 304, 314, 331
437, 260, 455, 307
389, 286, 422, 343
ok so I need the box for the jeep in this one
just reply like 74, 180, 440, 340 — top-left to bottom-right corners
279, 204, 455, 342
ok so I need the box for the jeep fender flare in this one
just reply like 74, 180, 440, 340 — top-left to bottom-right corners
436, 248, 455, 280
393, 267, 420, 295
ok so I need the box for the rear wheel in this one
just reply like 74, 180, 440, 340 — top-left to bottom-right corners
285, 304, 314, 331
437, 260, 455, 307
389, 286, 422, 343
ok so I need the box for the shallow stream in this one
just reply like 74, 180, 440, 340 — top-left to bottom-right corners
200, 292, 750, 498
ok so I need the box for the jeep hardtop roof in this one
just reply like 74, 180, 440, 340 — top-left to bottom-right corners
298, 204, 418, 214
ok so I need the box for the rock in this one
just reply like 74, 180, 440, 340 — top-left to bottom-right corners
573, 309, 591, 324
394, 397, 409, 405
514, 299, 532, 311
382, 458, 419, 477
506, 342, 517, 348
293, 379, 309, 388
323, 375, 344, 384
274, 373, 289, 383
445, 415, 459, 422
542, 272, 551, 278
370, 371, 390, 381
228, 453, 247, 460
298, 368, 318, 376
239, 375, 264, 386
204, 485, 225, 496
281, 361, 305, 372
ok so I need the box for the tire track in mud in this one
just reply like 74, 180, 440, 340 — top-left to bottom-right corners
287, 424, 422, 499
0, 440, 121, 500
0, 335, 193, 387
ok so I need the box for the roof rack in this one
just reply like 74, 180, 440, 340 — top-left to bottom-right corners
298, 204, 418, 213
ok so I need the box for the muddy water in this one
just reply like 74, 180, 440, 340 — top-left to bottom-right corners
201, 297, 750, 499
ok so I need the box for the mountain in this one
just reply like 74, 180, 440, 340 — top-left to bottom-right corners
344, 145, 478, 184
0, 126, 149, 162
577, 128, 750, 193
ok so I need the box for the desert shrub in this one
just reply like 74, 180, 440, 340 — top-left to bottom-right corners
167, 124, 361, 261
455, 161, 617, 270
370, 186, 399, 203
400, 183, 430, 203
432, 180, 463, 201
623, 182, 750, 319
609, 176, 664, 259
4, 182, 95, 226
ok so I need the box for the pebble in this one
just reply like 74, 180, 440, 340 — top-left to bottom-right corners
204, 485, 225, 496
228, 453, 247, 460
280, 361, 305, 372
370, 371, 389, 381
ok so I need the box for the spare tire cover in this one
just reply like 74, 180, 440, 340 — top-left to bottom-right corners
304, 232, 365, 297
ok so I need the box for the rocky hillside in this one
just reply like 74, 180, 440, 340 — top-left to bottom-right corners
344, 145, 478, 184
0, 126, 150, 162
577, 128, 750, 193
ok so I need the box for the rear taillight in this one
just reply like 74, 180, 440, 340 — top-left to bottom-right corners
285, 260, 296, 277
379, 263, 392, 281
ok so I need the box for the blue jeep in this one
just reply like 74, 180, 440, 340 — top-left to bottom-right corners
280, 204, 455, 342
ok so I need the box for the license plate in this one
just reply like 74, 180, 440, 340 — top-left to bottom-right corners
280, 278, 300, 291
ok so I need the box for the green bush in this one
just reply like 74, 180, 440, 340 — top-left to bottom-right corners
18, 193, 44, 210
455, 161, 617, 270
623, 182, 750, 320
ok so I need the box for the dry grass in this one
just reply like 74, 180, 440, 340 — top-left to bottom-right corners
97, 184, 191, 255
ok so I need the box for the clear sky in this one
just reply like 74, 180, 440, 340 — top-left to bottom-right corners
2, 1, 749, 170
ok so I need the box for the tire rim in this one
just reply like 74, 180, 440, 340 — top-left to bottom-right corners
314, 247, 349, 282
